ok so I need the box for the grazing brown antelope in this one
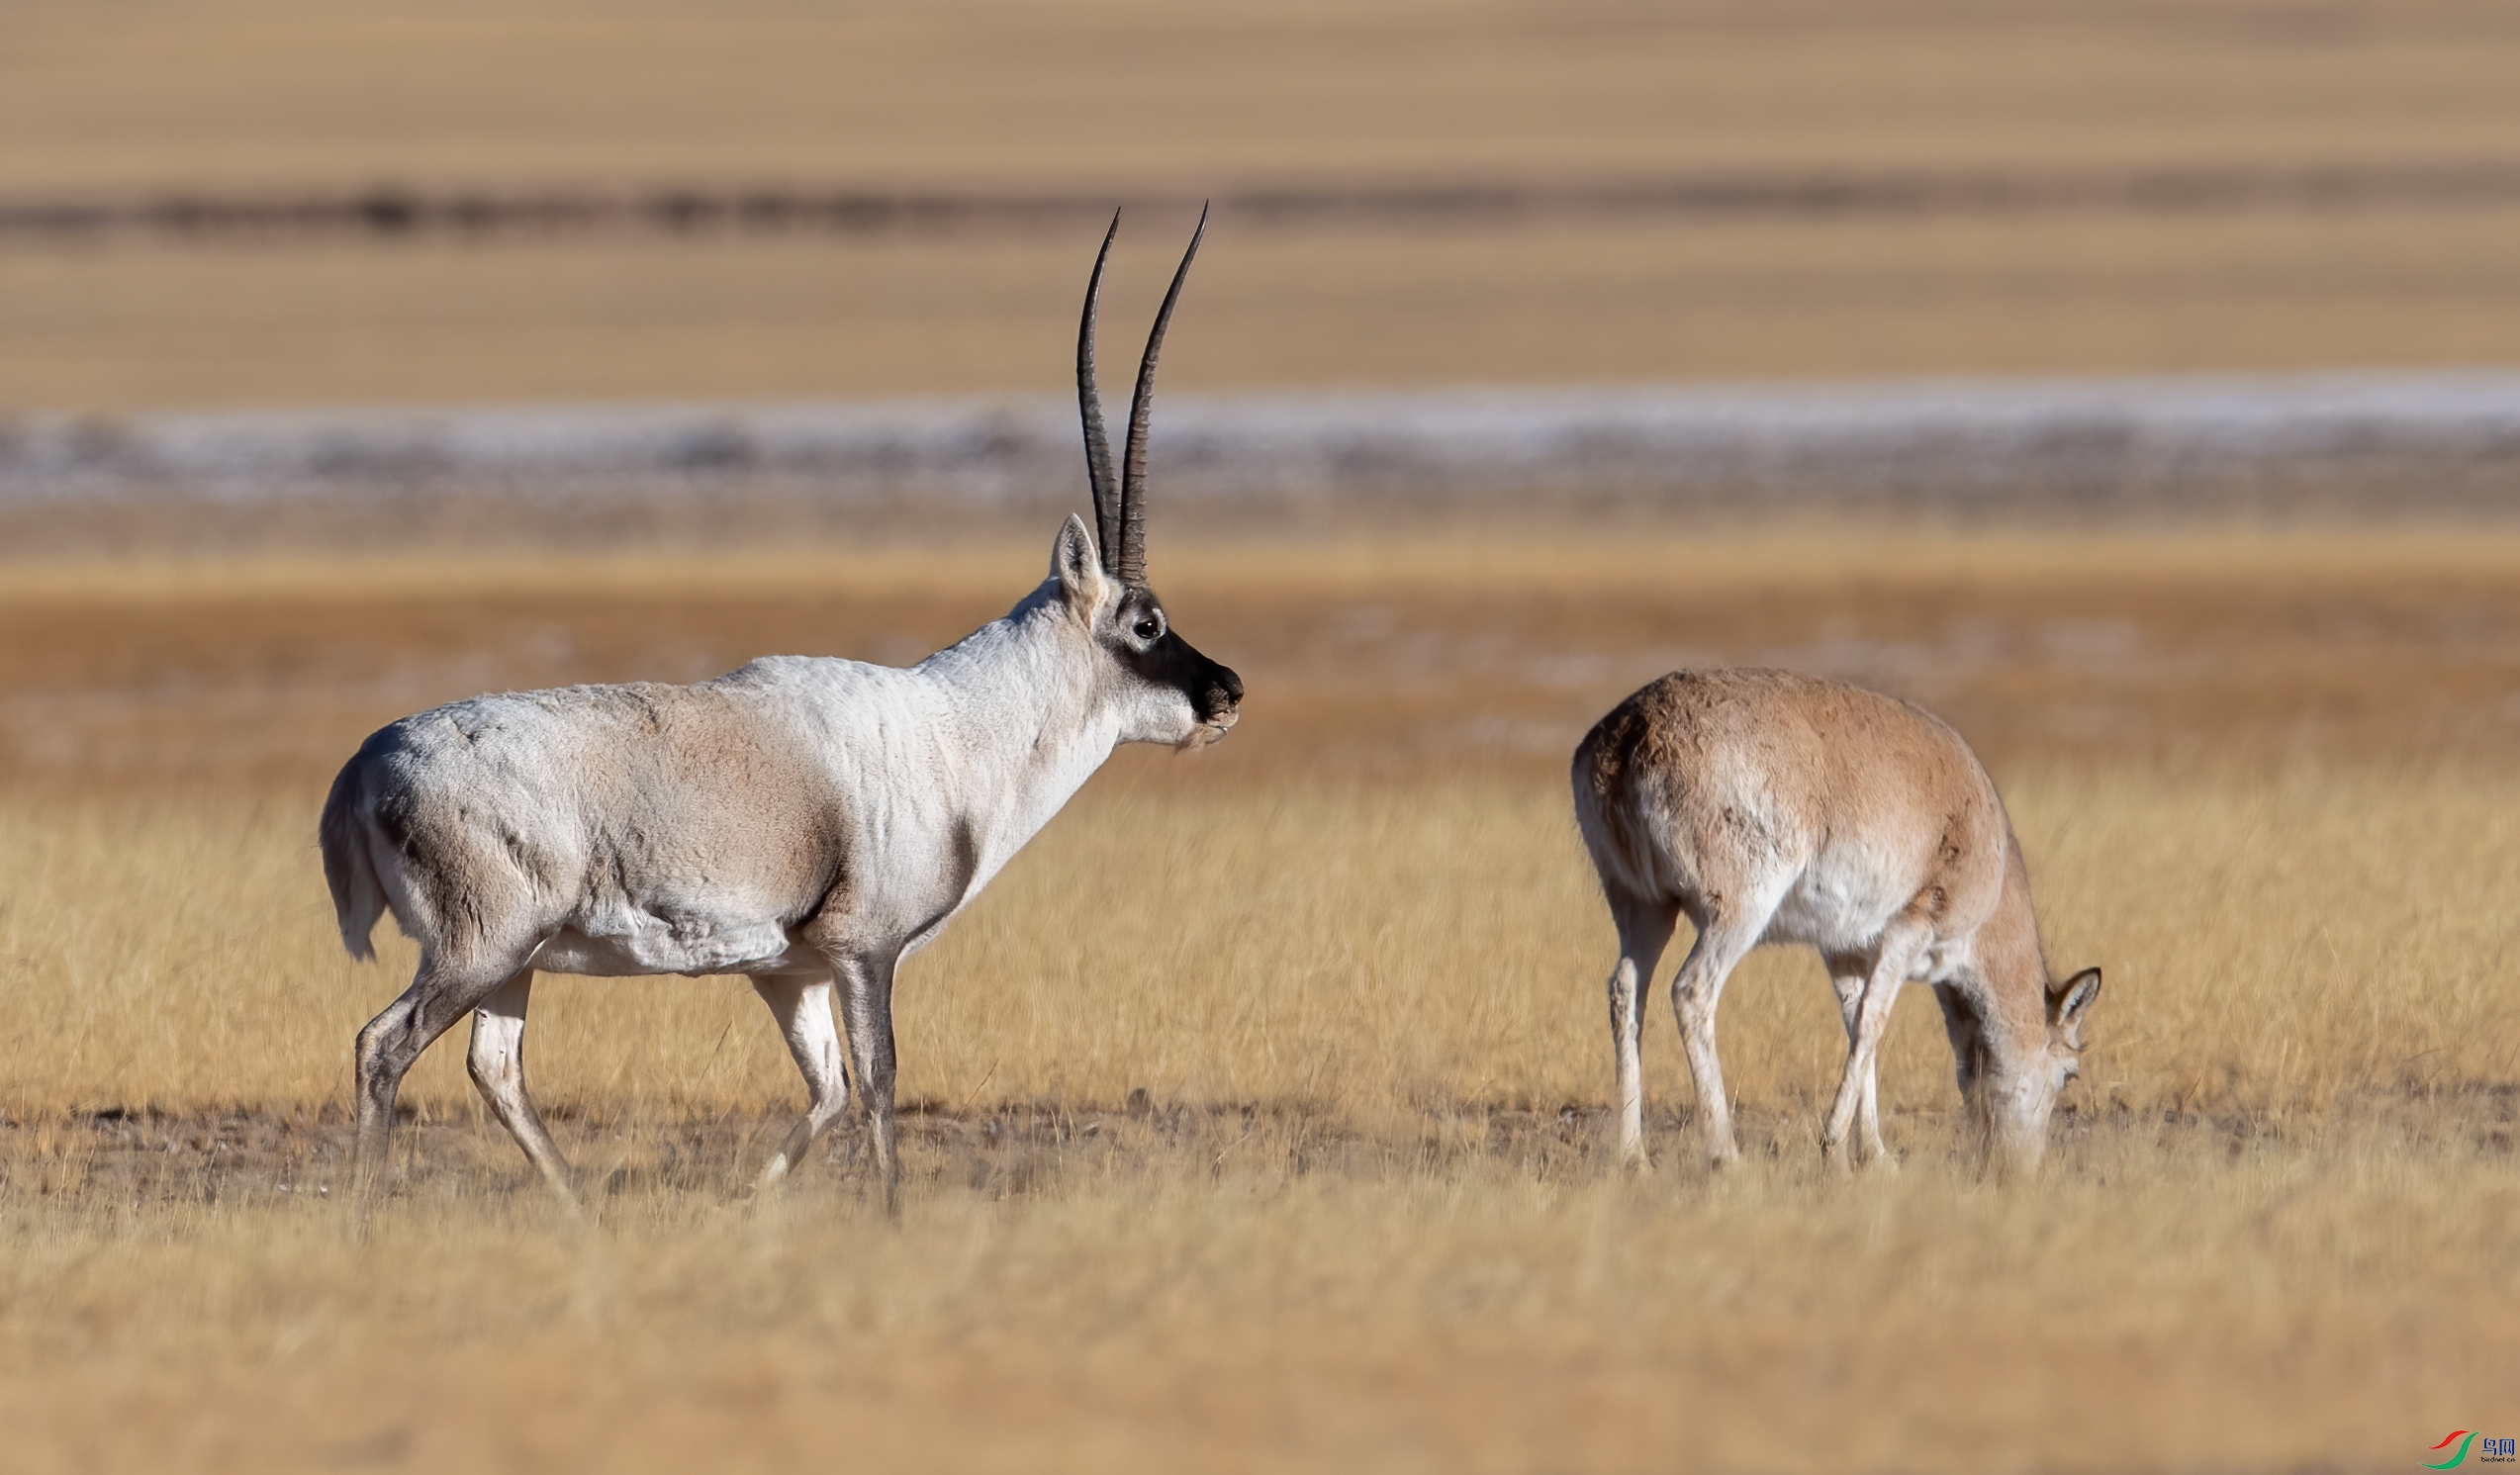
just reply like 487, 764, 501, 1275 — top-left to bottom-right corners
321, 210, 1241, 1213
1572, 668, 2100, 1175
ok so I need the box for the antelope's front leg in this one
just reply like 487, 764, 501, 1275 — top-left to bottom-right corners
1825, 955, 1891, 1167
832, 951, 902, 1217
752, 973, 850, 1193
1822, 921, 1929, 1171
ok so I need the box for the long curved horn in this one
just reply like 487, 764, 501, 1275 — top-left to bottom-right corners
1077, 211, 1123, 571
1115, 201, 1208, 586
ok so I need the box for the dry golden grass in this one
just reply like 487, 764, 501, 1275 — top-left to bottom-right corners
3, 530, 2517, 1472
4, 1109, 2512, 1475
2, 761, 2516, 1124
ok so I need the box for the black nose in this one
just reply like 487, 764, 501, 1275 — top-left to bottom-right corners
1204, 662, 1243, 715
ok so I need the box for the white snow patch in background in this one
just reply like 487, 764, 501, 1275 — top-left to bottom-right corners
3, 369, 2517, 507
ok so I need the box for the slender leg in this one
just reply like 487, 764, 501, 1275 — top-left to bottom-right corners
1670, 905, 1771, 1169
464, 969, 581, 1211
353, 947, 536, 1195
752, 972, 851, 1191
1822, 917, 1932, 1170
1824, 953, 1890, 1166
1931, 978, 1996, 1160
1931, 981, 1989, 1101
1606, 891, 1680, 1172
831, 950, 902, 1216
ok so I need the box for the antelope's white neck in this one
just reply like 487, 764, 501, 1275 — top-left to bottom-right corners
905, 580, 1121, 879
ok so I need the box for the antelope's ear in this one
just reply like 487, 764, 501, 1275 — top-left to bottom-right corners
1051, 512, 1111, 619
2051, 968, 2101, 1027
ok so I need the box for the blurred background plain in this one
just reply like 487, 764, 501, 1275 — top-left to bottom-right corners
7, 0, 2520, 410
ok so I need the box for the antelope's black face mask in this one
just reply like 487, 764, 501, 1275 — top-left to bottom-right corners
1104, 584, 1243, 744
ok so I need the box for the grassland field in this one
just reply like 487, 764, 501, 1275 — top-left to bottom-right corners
5, 1, 2517, 1468
0, 527, 2515, 1473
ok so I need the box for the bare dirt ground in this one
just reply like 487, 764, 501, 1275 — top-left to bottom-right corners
19, 1087, 2514, 1218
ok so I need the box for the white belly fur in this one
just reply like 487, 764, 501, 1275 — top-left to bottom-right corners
527, 873, 986, 979
1761, 854, 1915, 957
531, 910, 814, 978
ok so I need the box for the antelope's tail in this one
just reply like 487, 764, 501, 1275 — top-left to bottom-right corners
320, 758, 385, 962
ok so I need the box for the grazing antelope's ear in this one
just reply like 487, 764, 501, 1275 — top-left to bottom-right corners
2051, 968, 2102, 1028
1051, 512, 1110, 619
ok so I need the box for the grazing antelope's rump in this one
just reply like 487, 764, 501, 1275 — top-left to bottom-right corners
1572, 668, 2100, 1174
321, 210, 1240, 1212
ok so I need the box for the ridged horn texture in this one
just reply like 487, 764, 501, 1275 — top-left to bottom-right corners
1076, 211, 1123, 571
1114, 203, 1208, 585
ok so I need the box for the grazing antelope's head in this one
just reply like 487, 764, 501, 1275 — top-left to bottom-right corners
2042, 966, 2103, 1092
1053, 207, 1244, 751
1983, 965, 2102, 1171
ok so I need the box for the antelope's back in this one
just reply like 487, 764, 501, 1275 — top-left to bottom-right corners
328, 664, 869, 949
1573, 668, 2004, 902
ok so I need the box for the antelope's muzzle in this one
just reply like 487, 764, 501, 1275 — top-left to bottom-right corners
1200, 662, 1245, 729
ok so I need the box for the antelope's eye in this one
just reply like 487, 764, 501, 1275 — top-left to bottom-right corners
1133, 617, 1162, 640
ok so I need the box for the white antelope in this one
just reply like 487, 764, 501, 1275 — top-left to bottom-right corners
320, 211, 1242, 1212
1571, 668, 2100, 1175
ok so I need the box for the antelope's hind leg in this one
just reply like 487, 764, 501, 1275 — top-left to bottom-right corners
751, 973, 851, 1193
1669, 901, 1772, 1170
352, 944, 541, 1197
1605, 891, 1680, 1172
465, 970, 581, 1210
